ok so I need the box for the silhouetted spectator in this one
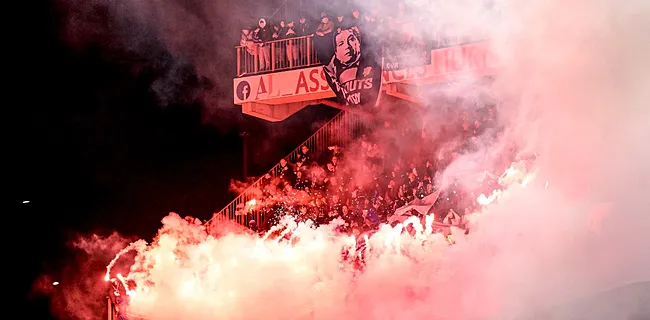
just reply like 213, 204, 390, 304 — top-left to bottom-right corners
350, 9, 361, 28
284, 21, 299, 66
294, 16, 312, 64
298, 145, 310, 163
314, 13, 335, 62
240, 28, 257, 56
296, 16, 312, 36
254, 18, 273, 70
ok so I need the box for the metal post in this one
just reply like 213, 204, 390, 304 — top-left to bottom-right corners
240, 132, 249, 179
289, 40, 293, 69
254, 46, 259, 73
306, 37, 311, 65
271, 42, 276, 71
236, 47, 241, 76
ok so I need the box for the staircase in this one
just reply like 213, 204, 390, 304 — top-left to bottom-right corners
208, 110, 363, 228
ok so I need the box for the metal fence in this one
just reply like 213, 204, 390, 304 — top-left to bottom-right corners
237, 35, 320, 77
236, 34, 487, 77
208, 110, 364, 228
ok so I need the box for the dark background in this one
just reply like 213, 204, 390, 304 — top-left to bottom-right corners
18, 0, 337, 317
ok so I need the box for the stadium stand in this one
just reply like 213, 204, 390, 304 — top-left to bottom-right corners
210, 96, 508, 236
221, 3, 503, 234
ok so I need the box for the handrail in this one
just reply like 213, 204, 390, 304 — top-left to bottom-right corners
236, 35, 319, 77
236, 32, 492, 77
208, 110, 364, 228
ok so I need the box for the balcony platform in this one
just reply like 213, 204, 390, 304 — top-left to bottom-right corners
234, 40, 498, 121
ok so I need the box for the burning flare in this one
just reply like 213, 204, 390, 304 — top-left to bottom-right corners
104, 162, 536, 319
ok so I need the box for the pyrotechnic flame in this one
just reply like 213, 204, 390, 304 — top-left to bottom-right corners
104, 161, 536, 317
477, 162, 537, 207
104, 240, 147, 281
243, 199, 257, 213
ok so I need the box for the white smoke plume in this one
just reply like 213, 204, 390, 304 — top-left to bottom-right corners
52, 0, 650, 318
33, 233, 135, 320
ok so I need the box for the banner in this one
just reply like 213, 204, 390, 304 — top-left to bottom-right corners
383, 37, 431, 71
383, 49, 431, 71
381, 42, 497, 83
314, 19, 383, 110
233, 67, 333, 104
233, 42, 498, 106
389, 189, 441, 222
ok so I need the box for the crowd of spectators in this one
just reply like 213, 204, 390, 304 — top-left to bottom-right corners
241, 102, 514, 237
239, 6, 434, 72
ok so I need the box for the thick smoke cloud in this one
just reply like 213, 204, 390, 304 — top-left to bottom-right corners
431, 0, 650, 316
56, 0, 275, 117
46, 0, 650, 318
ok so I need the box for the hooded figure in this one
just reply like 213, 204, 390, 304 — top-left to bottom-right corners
254, 18, 272, 70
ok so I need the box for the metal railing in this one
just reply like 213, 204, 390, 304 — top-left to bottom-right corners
237, 35, 320, 77
208, 110, 364, 228
236, 34, 487, 77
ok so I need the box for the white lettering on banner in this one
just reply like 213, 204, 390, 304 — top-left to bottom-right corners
341, 78, 373, 105
385, 62, 399, 70
346, 92, 361, 105
342, 78, 373, 92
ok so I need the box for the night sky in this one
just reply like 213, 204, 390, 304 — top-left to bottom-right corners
20, 0, 338, 317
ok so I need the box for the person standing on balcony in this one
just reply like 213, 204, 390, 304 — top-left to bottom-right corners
336, 9, 356, 31
363, 10, 378, 34
254, 18, 272, 71
277, 20, 289, 38
239, 28, 258, 73
336, 14, 347, 30
275, 20, 290, 68
316, 13, 334, 37
296, 16, 312, 64
284, 21, 299, 67
314, 13, 335, 63
296, 16, 312, 35
350, 9, 361, 28
240, 28, 258, 54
